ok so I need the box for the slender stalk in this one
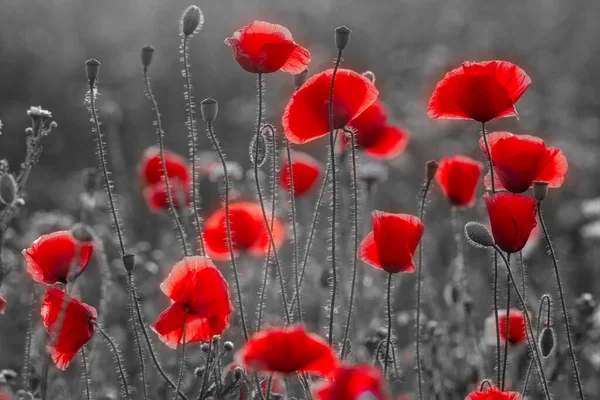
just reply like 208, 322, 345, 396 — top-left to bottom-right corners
265, 375, 274, 400
522, 294, 551, 397
501, 254, 511, 391
480, 122, 495, 192
205, 120, 249, 340
81, 346, 91, 400
285, 139, 302, 322
22, 290, 35, 391
198, 339, 212, 400
520, 251, 526, 301
384, 273, 393, 377
41, 353, 50, 400
341, 128, 359, 359
94, 323, 131, 400
537, 203, 584, 399
182, 36, 205, 256
327, 50, 343, 346
129, 274, 149, 400
143, 67, 190, 255
173, 311, 188, 400
252, 73, 291, 325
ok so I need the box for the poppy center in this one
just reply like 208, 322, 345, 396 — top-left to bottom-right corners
322, 100, 351, 129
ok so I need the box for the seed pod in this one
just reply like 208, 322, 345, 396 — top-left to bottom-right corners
533, 181, 549, 202
200, 98, 218, 122
464, 222, 495, 248
181, 6, 204, 37
334, 26, 351, 51
539, 326, 555, 357
249, 129, 269, 167
426, 160, 439, 182
85, 58, 100, 85
141, 45, 154, 69
122, 253, 136, 273
0, 173, 18, 206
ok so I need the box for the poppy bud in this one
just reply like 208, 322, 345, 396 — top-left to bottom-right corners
0, 173, 18, 206
141, 45, 154, 69
201, 342, 210, 352
71, 223, 94, 243
334, 26, 351, 51
200, 98, 218, 122
362, 70, 376, 83
294, 69, 309, 90
249, 129, 269, 167
181, 5, 203, 37
233, 366, 244, 380
194, 367, 205, 376
122, 253, 135, 273
464, 222, 495, 248
85, 58, 100, 86
426, 160, 439, 182
533, 181, 549, 202
539, 326, 555, 357
224, 341, 234, 351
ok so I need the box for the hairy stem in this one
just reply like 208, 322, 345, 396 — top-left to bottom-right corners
198, 339, 212, 400
384, 273, 393, 377
522, 294, 551, 397
285, 139, 302, 322
22, 291, 35, 390
81, 347, 91, 400
95, 323, 131, 400
501, 255, 511, 391
129, 274, 149, 400
173, 311, 188, 400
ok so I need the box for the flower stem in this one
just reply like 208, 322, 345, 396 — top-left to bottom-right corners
129, 274, 149, 400
501, 254, 511, 391
94, 323, 131, 400
173, 311, 188, 400
21, 290, 35, 391
205, 120, 249, 340
198, 338, 212, 400
327, 50, 343, 346
537, 203, 584, 399
285, 139, 302, 322
522, 294, 551, 397
341, 128, 359, 360
143, 66, 190, 256
81, 346, 91, 400
384, 272, 393, 377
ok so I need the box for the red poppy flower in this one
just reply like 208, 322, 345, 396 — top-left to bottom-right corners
283, 69, 379, 144
41, 287, 97, 370
358, 211, 424, 274
23, 231, 94, 285
280, 150, 321, 196
0, 388, 14, 400
428, 61, 531, 123
203, 202, 285, 261
435, 155, 483, 208
151, 256, 233, 349
479, 132, 568, 193
314, 364, 390, 400
499, 308, 527, 345
225, 21, 310, 74
237, 326, 337, 375
465, 387, 522, 400
345, 101, 409, 159
484, 193, 537, 254
143, 181, 191, 212
0, 293, 6, 314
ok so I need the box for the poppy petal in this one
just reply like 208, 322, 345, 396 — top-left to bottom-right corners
484, 193, 537, 253
279, 151, 322, 196
139, 146, 190, 186
435, 155, 482, 208
499, 308, 527, 344
151, 303, 187, 349
357, 232, 381, 270
314, 364, 389, 400
363, 124, 409, 159
0, 294, 6, 314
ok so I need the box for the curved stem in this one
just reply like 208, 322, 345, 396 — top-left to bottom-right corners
538, 203, 584, 399
252, 73, 291, 325
285, 139, 302, 322
205, 121, 249, 340
182, 36, 205, 256
81, 347, 91, 400
341, 129, 359, 359
143, 68, 190, 256
128, 274, 148, 400
384, 273, 393, 377
173, 311, 188, 400
327, 50, 343, 346
95, 323, 131, 400
523, 294, 551, 397
501, 255, 511, 391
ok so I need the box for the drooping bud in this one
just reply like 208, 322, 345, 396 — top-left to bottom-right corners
0, 173, 18, 206
141, 45, 154, 69
362, 70, 376, 83
71, 223, 94, 243
249, 128, 269, 167
426, 160, 439, 182
294, 69, 309, 90
181, 6, 204, 37
233, 366, 244, 380
200, 98, 218, 122
85, 58, 100, 86
201, 342, 210, 352
223, 341, 234, 351
194, 367, 204, 377
464, 222, 495, 248
533, 181, 549, 202
334, 26, 351, 51
539, 326, 555, 357
122, 253, 136, 274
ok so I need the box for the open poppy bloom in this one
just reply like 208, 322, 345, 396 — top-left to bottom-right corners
345, 101, 409, 159
314, 364, 389, 400
479, 132, 568, 193
151, 256, 233, 349
428, 61, 531, 123
203, 202, 285, 261
435, 155, 482, 208
465, 387, 522, 400
225, 21, 310, 74
139, 146, 191, 212
484, 193, 537, 254
358, 211, 424, 273
41, 287, 97, 370
283, 69, 379, 144
23, 231, 94, 285
0, 294, 6, 314
499, 308, 527, 344
280, 150, 321, 196
237, 325, 337, 375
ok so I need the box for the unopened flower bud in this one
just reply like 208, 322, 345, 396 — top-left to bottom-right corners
426, 160, 439, 182
539, 326, 555, 357
362, 70, 376, 83
122, 253, 135, 273
464, 222, 495, 248
141, 45, 154, 69
0, 173, 18, 206
194, 367, 204, 376
533, 181, 549, 202
249, 128, 269, 167
201, 342, 210, 352
181, 6, 204, 37
71, 223, 94, 243
85, 58, 100, 86
212, 335, 221, 345
294, 69, 308, 90
200, 98, 218, 122
334, 26, 351, 51
223, 341, 234, 351
233, 366, 244, 380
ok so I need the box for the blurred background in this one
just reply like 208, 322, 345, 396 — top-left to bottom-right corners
2, 0, 600, 398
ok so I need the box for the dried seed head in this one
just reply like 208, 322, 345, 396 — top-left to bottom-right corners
85, 58, 100, 86
249, 129, 270, 167
533, 181, 549, 202
122, 253, 136, 273
181, 5, 204, 37
464, 222, 495, 248
0, 173, 18, 206
141, 45, 154, 69
334, 26, 351, 51
70, 223, 94, 243
362, 70, 376, 83
200, 98, 218, 122
539, 326, 555, 357
294, 69, 309, 90
426, 160, 439, 182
